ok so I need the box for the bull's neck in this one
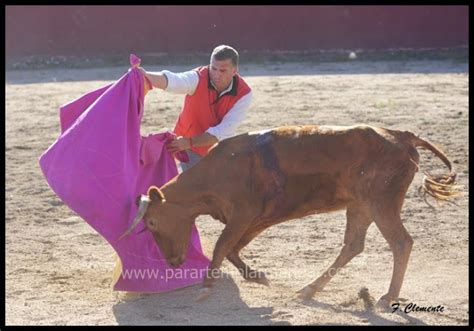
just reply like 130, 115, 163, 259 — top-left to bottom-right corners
159, 168, 224, 220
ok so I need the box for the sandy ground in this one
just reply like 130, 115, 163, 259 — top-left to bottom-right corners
5, 59, 469, 325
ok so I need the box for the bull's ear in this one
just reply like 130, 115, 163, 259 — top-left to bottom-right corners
148, 186, 166, 202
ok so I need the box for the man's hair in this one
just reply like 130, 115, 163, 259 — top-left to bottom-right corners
211, 45, 239, 67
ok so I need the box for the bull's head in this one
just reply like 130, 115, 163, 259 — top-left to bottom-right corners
120, 186, 194, 268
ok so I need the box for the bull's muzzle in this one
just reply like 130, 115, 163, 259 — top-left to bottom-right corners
119, 195, 150, 240
169, 253, 187, 268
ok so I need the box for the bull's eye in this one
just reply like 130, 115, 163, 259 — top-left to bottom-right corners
144, 219, 154, 230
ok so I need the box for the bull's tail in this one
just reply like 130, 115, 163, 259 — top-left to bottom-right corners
409, 134, 462, 202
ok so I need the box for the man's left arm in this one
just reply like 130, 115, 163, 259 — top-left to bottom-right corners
205, 90, 253, 142
166, 91, 253, 152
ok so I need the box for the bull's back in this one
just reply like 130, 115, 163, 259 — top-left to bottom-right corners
205, 124, 417, 221
211, 124, 414, 174
211, 124, 383, 174
269, 125, 379, 175
229, 125, 374, 220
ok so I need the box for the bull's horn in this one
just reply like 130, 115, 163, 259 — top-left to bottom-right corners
119, 195, 150, 240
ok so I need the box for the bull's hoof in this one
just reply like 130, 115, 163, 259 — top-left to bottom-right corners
244, 271, 270, 287
375, 294, 394, 312
296, 285, 317, 300
195, 287, 212, 302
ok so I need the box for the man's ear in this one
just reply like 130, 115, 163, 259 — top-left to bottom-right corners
147, 186, 166, 202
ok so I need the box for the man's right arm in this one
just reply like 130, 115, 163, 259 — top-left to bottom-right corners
139, 68, 169, 90
139, 67, 199, 95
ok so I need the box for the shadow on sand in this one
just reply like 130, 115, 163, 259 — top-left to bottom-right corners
300, 298, 428, 326
112, 273, 290, 325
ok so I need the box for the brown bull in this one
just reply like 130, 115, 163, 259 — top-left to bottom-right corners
121, 125, 460, 306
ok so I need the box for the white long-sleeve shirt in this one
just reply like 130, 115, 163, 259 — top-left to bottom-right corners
161, 69, 253, 141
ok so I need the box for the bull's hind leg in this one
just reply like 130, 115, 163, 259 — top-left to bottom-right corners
227, 226, 270, 286
371, 203, 413, 309
297, 204, 373, 300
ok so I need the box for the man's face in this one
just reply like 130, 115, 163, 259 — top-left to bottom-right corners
209, 57, 237, 92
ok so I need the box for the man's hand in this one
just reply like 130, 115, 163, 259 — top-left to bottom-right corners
136, 68, 168, 90
166, 136, 191, 153
138, 66, 147, 77
138, 67, 152, 96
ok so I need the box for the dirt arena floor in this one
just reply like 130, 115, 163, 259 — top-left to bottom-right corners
6, 59, 469, 325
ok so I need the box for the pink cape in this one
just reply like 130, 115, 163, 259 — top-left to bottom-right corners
39, 54, 210, 292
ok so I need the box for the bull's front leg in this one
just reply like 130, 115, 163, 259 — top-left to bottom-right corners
196, 223, 249, 302
226, 226, 270, 286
